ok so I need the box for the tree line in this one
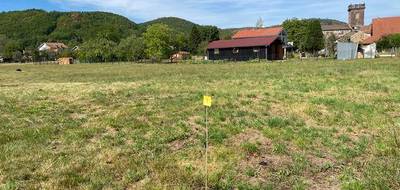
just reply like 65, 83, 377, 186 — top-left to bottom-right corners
77, 24, 219, 63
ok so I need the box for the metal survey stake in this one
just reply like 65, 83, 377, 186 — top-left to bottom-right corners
203, 95, 212, 190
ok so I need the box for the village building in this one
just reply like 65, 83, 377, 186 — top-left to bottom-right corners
38, 42, 68, 53
57, 57, 74, 65
322, 24, 353, 39
170, 51, 190, 62
361, 16, 400, 45
207, 27, 287, 61
348, 4, 366, 29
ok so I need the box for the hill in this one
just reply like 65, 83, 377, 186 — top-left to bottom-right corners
317, 18, 347, 25
140, 17, 198, 35
0, 9, 138, 49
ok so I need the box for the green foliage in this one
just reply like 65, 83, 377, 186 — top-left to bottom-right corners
0, 34, 7, 55
2, 40, 23, 60
325, 34, 337, 57
50, 12, 137, 44
189, 26, 202, 54
283, 19, 305, 50
78, 38, 118, 62
143, 24, 173, 60
377, 34, 400, 51
0, 9, 57, 49
116, 36, 146, 61
241, 142, 260, 155
0, 9, 137, 52
283, 19, 325, 54
302, 20, 324, 53
200, 26, 220, 42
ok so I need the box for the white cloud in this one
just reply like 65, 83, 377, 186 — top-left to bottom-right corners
50, 0, 400, 28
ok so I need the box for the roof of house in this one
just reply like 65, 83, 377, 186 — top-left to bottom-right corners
207, 36, 278, 49
232, 27, 283, 39
360, 25, 372, 34
362, 16, 400, 44
321, 24, 352, 31
337, 31, 358, 42
43, 42, 68, 49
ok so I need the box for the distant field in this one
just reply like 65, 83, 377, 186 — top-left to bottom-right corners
0, 59, 400, 189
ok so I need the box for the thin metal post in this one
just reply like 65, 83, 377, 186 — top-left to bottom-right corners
205, 107, 208, 190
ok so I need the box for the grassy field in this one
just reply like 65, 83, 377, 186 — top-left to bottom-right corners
0, 59, 400, 189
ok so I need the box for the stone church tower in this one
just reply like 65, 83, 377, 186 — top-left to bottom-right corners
348, 3, 366, 29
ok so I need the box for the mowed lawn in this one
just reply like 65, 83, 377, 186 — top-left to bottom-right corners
0, 59, 400, 189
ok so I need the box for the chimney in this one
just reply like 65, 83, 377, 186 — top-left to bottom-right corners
348, 3, 366, 29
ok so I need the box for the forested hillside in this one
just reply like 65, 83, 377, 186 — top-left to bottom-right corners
0, 9, 138, 49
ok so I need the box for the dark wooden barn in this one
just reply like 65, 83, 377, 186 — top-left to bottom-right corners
207, 27, 287, 61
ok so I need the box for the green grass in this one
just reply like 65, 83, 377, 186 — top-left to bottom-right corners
0, 59, 399, 189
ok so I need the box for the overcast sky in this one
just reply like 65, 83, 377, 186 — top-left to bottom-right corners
1, 0, 399, 28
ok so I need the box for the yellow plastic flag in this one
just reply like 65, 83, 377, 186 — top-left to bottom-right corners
203, 96, 212, 107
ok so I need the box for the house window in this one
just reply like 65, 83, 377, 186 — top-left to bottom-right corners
233, 48, 239, 54
214, 49, 220, 54
253, 48, 260, 53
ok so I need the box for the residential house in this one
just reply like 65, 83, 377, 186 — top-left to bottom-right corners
38, 42, 68, 53
361, 16, 400, 44
207, 26, 287, 61
322, 24, 353, 39
170, 51, 190, 62
358, 16, 400, 58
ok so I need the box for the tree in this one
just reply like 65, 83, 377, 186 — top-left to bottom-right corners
377, 34, 400, 51
325, 34, 337, 57
78, 38, 117, 62
188, 26, 202, 54
3, 40, 22, 60
173, 33, 189, 52
117, 36, 146, 62
200, 26, 220, 42
0, 35, 7, 55
282, 19, 305, 50
283, 19, 324, 55
256, 17, 264, 28
143, 24, 173, 61
302, 20, 324, 54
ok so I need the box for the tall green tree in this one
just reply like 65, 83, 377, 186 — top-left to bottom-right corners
282, 19, 305, 50
0, 35, 7, 56
200, 26, 220, 42
78, 38, 117, 62
117, 36, 146, 61
283, 18, 324, 54
302, 20, 324, 54
189, 26, 202, 54
143, 24, 173, 61
3, 40, 22, 60
173, 33, 190, 52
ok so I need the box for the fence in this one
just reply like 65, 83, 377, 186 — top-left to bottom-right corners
378, 48, 400, 58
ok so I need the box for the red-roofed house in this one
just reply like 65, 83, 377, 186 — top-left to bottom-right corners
207, 27, 287, 61
361, 16, 400, 44
232, 27, 285, 39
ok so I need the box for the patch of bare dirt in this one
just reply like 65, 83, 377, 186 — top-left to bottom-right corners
169, 116, 202, 151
